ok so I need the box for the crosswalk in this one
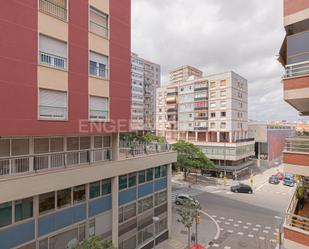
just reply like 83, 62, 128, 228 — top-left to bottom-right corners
171, 187, 205, 202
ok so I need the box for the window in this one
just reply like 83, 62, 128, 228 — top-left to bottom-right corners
73, 185, 86, 204
102, 179, 111, 195
220, 90, 226, 97
147, 168, 153, 181
39, 192, 55, 215
210, 81, 216, 88
0, 202, 12, 228
210, 112, 216, 118
210, 102, 216, 109
155, 191, 167, 206
89, 96, 108, 121
138, 196, 153, 214
155, 167, 161, 179
39, 89, 67, 120
90, 181, 101, 199
57, 188, 71, 208
89, 6, 108, 38
210, 122, 215, 129
162, 165, 167, 177
220, 101, 227, 108
128, 173, 137, 187
11, 139, 29, 156
220, 80, 227, 87
221, 112, 226, 117
119, 175, 128, 190
89, 51, 108, 79
119, 203, 136, 223
220, 122, 226, 129
210, 91, 216, 98
15, 198, 33, 222
39, 0, 67, 20
138, 170, 146, 184
39, 34, 67, 69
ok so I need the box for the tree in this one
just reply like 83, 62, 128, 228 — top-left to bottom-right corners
172, 141, 214, 180
71, 237, 116, 249
176, 200, 201, 248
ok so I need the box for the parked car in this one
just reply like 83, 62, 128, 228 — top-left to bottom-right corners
276, 172, 285, 180
175, 194, 199, 206
230, 184, 253, 194
283, 173, 295, 187
269, 175, 280, 184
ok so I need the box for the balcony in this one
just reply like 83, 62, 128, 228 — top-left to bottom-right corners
284, 185, 309, 248
39, 0, 67, 21
194, 107, 208, 111
283, 136, 309, 176
166, 108, 177, 113
284, 61, 309, 79
194, 116, 208, 121
39, 51, 67, 70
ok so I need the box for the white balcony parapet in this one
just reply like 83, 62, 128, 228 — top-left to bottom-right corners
284, 61, 309, 79
285, 136, 309, 153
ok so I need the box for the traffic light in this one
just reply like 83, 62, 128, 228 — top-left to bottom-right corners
196, 214, 200, 225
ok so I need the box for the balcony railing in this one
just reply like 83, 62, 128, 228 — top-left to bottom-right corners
89, 64, 109, 80
284, 61, 309, 79
285, 136, 309, 153
39, 0, 67, 21
119, 142, 172, 159
39, 51, 67, 70
0, 148, 112, 177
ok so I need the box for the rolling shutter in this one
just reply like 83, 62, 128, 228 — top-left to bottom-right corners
39, 89, 67, 119
89, 96, 108, 120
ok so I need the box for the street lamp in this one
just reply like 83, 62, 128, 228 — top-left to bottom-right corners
152, 216, 160, 249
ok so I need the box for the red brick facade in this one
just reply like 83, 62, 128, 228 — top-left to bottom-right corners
284, 76, 309, 91
284, 0, 309, 16
284, 227, 309, 246
283, 152, 309, 166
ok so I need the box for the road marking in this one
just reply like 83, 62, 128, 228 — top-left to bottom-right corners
226, 192, 233, 195
238, 232, 244, 235
200, 210, 220, 240
243, 226, 249, 229
217, 220, 222, 223
212, 244, 220, 247
220, 217, 225, 220
263, 230, 269, 234
274, 216, 282, 220
256, 181, 267, 191
225, 222, 230, 225
246, 222, 252, 225
227, 229, 234, 233
212, 215, 217, 218
228, 218, 234, 222
256, 224, 261, 227
237, 220, 242, 224
265, 226, 271, 230
273, 232, 277, 236
270, 239, 277, 243
224, 247, 231, 249
248, 234, 254, 238
253, 228, 259, 231
220, 228, 224, 231
234, 224, 239, 227
259, 237, 265, 240
212, 190, 222, 193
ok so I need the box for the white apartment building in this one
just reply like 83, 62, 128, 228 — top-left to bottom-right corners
131, 53, 161, 131
156, 67, 254, 177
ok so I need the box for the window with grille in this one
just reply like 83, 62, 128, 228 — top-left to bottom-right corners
89, 51, 108, 79
39, 0, 67, 20
39, 89, 67, 120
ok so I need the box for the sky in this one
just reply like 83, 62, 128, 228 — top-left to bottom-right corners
131, 0, 307, 122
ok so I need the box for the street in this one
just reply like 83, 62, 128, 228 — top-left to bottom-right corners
166, 166, 293, 249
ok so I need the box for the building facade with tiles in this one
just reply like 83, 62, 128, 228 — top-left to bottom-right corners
0, 1, 176, 249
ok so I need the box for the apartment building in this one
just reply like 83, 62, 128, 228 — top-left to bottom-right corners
169, 65, 203, 85
0, 1, 176, 249
248, 121, 295, 166
131, 53, 161, 131
278, 1, 309, 249
157, 67, 254, 177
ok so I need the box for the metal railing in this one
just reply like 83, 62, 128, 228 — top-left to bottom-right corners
0, 148, 112, 177
39, 51, 67, 70
89, 110, 109, 121
119, 142, 172, 159
285, 136, 309, 153
89, 21, 109, 39
284, 61, 309, 79
39, 0, 67, 21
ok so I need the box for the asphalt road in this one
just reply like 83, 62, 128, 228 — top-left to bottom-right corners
170, 180, 292, 249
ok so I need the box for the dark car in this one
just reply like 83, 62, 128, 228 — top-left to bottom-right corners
269, 175, 280, 184
230, 184, 253, 194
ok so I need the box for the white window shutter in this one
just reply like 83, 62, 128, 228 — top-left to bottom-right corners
39, 89, 67, 119
90, 51, 108, 65
90, 96, 108, 120
39, 34, 67, 57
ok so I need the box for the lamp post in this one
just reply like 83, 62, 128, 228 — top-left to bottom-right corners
152, 216, 160, 249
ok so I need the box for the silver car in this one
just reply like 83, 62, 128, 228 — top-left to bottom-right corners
175, 194, 198, 205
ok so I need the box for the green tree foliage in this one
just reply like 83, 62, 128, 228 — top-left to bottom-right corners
120, 132, 166, 143
71, 237, 116, 249
172, 141, 214, 179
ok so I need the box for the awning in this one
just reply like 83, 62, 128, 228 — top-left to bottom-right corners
190, 244, 206, 249
207, 161, 254, 173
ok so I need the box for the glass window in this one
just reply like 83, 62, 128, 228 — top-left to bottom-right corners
128, 173, 136, 187
67, 137, 79, 151
220, 80, 227, 87
0, 202, 12, 228
39, 192, 55, 215
210, 81, 216, 88
103, 136, 111, 147
119, 175, 128, 190
122, 235, 137, 249
57, 188, 71, 208
94, 136, 103, 148
146, 168, 153, 182
50, 137, 64, 152
15, 198, 33, 222
123, 203, 136, 221
89, 219, 95, 237
73, 185, 86, 204
161, 165, 167, 177
0, 139, 10, 157
11, 139, 29, 156
155, 167, 161, 179
80, 137, 91, 150
34, 138, 49, 154
138, 170, 145, 184
90, 181, 101, 199
102, 179, 111, 195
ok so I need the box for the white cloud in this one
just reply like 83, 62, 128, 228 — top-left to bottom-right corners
132, 0, 305, 121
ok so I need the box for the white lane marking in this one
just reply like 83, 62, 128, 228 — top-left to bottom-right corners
256, 224, 261, 227
220, 217, 225, 220
253, 228, 259, 231
259, 237, 265, 240
212, 190, 222, 193
238, 220, 242, 224
234, 224, 239, 227
270, 239, 277, 243
263, 230, 269, 234
243, 226, 249, 229
227, 229, 234, 233
237, 232, 244, 235
246, 222, 252, 225
200, 210, 220, 241
212, 215, 217, 218
226, 192, 233, 195
212, 244, 220, 247
265, 226, 271, 230
225, 222, 230, 225
228, 218, 234, 222
248, 234, 254, 238
217, 220, 222, 223
220, 228, 224, 231
256, 181, 267, 191
274, 216, 282, 220
224, 247, 231, 249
